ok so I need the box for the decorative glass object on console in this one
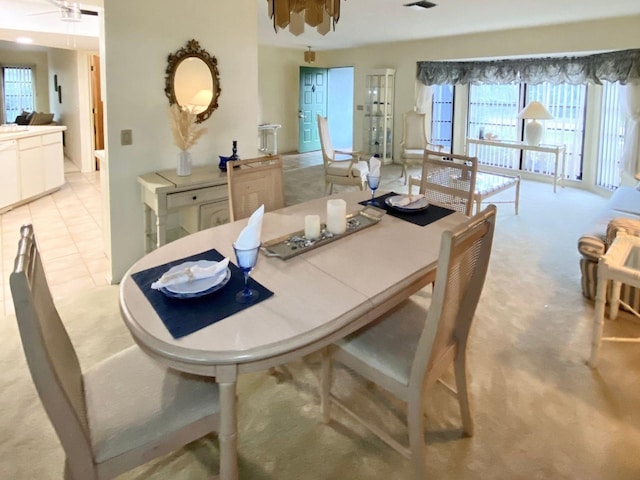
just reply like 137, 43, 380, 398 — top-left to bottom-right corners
218, 140, 239, 172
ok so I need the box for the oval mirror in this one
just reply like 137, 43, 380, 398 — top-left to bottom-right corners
164, 39, 221, 123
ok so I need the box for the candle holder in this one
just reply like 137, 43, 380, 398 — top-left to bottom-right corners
304, 214, 321, 240
326, 199, 347, 235
262, 207, 385, 260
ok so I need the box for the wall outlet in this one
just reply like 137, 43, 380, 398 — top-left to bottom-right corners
121, 129, 133, 146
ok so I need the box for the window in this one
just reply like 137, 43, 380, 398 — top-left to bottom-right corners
430, 85, 454, 152
467, 82, 586, 181
526, 83, 586, 181
2, 66, 35, 124
597, 82, 626, 190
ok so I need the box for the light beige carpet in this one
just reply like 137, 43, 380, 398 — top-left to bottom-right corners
2, 164, 640, 479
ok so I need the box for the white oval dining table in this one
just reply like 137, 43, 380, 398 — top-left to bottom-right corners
119, 190, 466, 479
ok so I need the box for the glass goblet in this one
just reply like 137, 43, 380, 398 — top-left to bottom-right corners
366, 174, 381, 206
232, 243, 261, 304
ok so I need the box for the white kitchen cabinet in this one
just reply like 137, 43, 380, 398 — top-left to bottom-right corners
42, 133, 65, 190
18, 136, 46, 199
0, 126, 66, 212
0, 140, 20, 209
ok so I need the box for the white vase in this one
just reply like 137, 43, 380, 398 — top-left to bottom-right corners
177, 150, 192, 176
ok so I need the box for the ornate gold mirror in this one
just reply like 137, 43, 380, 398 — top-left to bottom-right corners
164, 39, 221, 123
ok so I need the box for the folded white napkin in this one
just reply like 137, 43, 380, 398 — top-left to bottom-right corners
389, 194, 425, 207
369, 157, 381, 177
151, 258, 229, 290
235, 204, 264, 249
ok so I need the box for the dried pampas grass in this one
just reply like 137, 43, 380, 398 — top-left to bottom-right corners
169, 104, 207, 151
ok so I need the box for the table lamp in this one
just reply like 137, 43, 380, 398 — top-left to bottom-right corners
518, 101, 553, 146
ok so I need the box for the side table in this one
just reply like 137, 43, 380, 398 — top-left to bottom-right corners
258, 124, 281, 155
466, 138, 566, 193
589, 234, 640, 367
138, 166, 229, 252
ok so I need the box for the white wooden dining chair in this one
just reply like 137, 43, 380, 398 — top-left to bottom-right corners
227, 155, 285, 221
400, 110, 444, 184
320, 205, 497, 479
317, 114, 369, 194
9, 224, 221, 480
414, 149, 479, 216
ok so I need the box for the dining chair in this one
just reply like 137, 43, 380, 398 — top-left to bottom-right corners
320, 204, 496, 478
227, 154, 285, 221
9, 224, 221, 480
414, 149, 479, 216
317, 114, 369, 194
400, 110, 444, 185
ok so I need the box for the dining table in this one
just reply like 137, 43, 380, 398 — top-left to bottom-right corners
119, 190, 467, 479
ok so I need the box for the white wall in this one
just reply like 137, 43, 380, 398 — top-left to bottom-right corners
48, 48, 93, 170
258, 45, 308, 154
104, 0, 259, 282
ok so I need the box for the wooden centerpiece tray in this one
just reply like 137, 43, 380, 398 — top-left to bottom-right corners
261, 207, 385, 260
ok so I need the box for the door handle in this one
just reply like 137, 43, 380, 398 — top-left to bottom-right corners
298, 110, 304, 119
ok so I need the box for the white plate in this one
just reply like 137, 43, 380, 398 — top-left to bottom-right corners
385, 195, 430, 212
163, 260, 229, 294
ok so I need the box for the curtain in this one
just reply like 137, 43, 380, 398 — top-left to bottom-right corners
417, 49, 640, 86
413, 79, 431, 114
620, 82, 640, 178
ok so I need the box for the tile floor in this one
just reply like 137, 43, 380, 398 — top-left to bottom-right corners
1, 152, 324, 317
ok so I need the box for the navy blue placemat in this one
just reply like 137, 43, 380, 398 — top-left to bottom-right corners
131, 249, 274, 339
359, 192, 456, 227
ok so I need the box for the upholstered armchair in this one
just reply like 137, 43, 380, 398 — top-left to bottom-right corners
578, 186, 640, 312
317, 114, 368, 194
400, 110, 443, 184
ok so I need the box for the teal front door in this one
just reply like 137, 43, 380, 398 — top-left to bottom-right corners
298, 67, 327, 153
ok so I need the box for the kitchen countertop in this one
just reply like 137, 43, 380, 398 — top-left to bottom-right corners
0, 125, 66, 141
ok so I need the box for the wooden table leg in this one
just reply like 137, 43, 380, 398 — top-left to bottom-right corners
156, 213, 167, 250
590, 260, 608, 367
514, 176, 520, 215
217, 366, 239, 480
609, 280, 622, 320
143, 204, 152, 253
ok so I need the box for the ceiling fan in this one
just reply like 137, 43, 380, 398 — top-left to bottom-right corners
29, 0, 99, 22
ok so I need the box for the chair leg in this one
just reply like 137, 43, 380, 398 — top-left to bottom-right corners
407, 397, 427, 479
320, 348, 332, 423
454, 350, 474, 437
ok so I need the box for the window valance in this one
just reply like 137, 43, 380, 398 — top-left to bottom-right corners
416, 49, 640, 86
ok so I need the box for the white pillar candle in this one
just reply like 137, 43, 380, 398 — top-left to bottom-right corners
304, 214, 321, 239
326, 199, 347, 235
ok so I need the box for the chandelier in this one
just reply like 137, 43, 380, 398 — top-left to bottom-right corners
267, 0, 343, 36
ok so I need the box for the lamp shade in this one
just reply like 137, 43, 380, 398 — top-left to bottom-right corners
518, 101, 553, 146
518, 101, 553, 120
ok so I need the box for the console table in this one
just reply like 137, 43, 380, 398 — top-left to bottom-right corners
466, 138, 566, 193
589, 234, 640, 367
138, 166, 229, 252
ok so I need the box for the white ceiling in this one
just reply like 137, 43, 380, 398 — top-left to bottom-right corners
1, 0, 639, 53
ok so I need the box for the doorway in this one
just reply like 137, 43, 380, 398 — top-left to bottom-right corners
90, 55, 104, 170
298, 66, 354, 153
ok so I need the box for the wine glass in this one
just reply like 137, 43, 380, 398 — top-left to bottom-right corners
232, 243, 261, 304
366, 173, 381, 206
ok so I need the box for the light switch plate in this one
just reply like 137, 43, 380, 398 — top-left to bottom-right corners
121, 129, 132, 146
